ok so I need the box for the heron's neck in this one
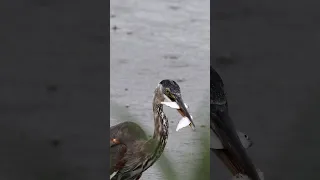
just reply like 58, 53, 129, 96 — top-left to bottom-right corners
150, 94, 169, 162
152, 104, 169, 143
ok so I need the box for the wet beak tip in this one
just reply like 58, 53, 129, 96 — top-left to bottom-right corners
189, 124, 195, 130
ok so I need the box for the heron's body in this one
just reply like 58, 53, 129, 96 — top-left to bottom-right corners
110, 80, 195, 180
210, 67, 261, 180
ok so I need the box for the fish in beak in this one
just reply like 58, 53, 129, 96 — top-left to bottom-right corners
161, 96, 195, 131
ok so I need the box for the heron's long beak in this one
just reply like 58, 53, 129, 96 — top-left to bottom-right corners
211, 111, 260, 180
175, 96, 195, 130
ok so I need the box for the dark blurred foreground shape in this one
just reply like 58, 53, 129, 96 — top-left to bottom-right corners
210, 67, 262, 180
0, 0, 109, 179
211, 0, 320, 179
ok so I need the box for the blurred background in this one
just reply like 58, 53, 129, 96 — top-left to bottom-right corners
110, 0, 209, 179
0, 0, 109, 179
212, 0, 320, 179
5, 0, 318, 179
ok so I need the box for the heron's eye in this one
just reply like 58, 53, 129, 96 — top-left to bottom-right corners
165, 88, 175, 100
165, 88, 170, 94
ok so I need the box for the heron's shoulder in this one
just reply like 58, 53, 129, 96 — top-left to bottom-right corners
111, 121, 140, 128
111, 121, 148, 140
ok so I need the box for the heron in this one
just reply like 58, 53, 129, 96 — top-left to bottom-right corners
210, 67, 261, 180
110, 79, 195, 180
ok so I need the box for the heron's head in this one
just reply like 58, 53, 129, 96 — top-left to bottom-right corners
157, 79, 195, 131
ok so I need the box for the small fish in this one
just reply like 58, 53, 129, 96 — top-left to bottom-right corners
161, 101, 193, 131
161, 102, 180, 109
160, 102, 189, 109
176, 115, 193, 131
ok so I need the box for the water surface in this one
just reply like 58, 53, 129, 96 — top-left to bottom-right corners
110, 0, 210, 179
